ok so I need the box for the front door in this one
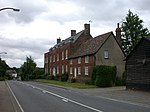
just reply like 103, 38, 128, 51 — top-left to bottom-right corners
74, 68, 77, 78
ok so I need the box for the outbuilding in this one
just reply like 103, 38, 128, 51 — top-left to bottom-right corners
126, 37, 150, 91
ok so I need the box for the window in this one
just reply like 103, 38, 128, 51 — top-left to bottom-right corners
57, 66, 59, 74
53, 68, 56, 76
62, 65, 64, 74
66, 65, 68, 73
85, 67, 88, 75
78, 57, 81, 64
45, 57, 48, 63
65, 50, 68, 59
50, 56, 52, 63
57, 54, 59, 61
62, 51, 64, 60
78, 67, 81, 75
70, 67, 72, 74
53, 55, 55, 62
104, 50, 109, 59
70, 59, 72, 64
85, 56, 89, 63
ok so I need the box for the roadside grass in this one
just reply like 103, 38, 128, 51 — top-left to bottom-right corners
35, 79, 97, 89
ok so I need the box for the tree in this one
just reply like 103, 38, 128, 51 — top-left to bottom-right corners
121, 10, 150, 55
0, 59, 10, 77
19, 56, 36, 80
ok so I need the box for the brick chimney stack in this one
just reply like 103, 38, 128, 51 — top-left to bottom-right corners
71, 30, 76, 36
115, 23, 121, 45
57, 37, 61, 44
84, 24, 90, 35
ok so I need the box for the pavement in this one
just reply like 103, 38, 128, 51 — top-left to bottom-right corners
0, 81, 150, 112
0, 81, 15, 112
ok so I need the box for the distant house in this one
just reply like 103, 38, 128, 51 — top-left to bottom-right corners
44, 23, 125, 82
6, 70, 17, 79
126, 37, 150, 91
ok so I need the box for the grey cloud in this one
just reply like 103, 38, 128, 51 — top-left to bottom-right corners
0, 36, 54, 67
0, 0, 49, 23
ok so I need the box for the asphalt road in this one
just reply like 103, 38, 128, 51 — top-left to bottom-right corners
7, 80, 150, 112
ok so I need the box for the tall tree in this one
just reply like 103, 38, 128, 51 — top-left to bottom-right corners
121, 10, 150, 55
19, 56, 36, 80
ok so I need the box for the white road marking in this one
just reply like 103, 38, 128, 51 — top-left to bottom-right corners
20, 82, 103, 112
62, 98, 69, 102
6, 81, 24, 112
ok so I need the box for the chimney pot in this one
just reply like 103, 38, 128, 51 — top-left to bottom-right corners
71, 30, 76, 36
57, 37, 61, 44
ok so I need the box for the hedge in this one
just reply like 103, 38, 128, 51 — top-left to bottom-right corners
91, 65, 116, 87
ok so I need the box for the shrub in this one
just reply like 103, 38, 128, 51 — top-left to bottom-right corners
71, 77, 76, 83
61, 73, 68, 82
48, 74, 55, 80
91, 66, 98, 85
115, 72, 126, 86
0, 77, 5, 81
94, 65, 116, 87
54, 74, 60, 81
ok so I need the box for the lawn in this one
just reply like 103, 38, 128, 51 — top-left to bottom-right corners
35, 79, 97, 89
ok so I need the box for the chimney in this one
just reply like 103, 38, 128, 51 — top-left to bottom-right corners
71, 30, 76, 36
57, 37, 61, 44
84, 24, 90, 35
115, 23, 121, 45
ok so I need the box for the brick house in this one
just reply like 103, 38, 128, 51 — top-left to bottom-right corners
126, 37, 150, 91
44, 24, 92, 77
44, 23, 125, 82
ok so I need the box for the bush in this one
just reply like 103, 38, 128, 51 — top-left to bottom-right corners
94, 65, 116, 87
54, 74, 60, 81
0, 77, 5, 81
115, 72, 126, 86
61, 73, 68, 82
71, 77, 76, 83
91, 66, 98, 85
48, 74, 55, 80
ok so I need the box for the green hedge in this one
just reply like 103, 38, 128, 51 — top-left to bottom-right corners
91, 65, 116, 87
61, 73, 68, 82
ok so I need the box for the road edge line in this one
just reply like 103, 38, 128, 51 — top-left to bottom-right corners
6, 81, 24, 112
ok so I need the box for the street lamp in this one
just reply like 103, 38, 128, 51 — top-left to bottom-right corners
0, 52, 7, 59
0, 7, 20, 12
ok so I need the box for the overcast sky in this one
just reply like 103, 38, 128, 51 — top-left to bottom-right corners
0, 0, 150, 68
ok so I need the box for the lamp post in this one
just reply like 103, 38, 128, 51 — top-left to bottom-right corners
0, 52, 7, 60
0, 7, 20, 12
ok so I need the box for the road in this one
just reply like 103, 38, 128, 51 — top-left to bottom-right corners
7, 80, 150, 112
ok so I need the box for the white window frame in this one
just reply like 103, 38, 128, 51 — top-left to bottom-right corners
85, 56, 89, 63
85, 67, 88, 75
66, 65, 68, 73
57, 53, 59, 61
62, 65, 64, 74
53, 55, 55, 62
70, 67, 72, 74
57, 66, 59, 74
78, 67, 81, 75
104, 50, 109, 59
70, 59, 72, 64
78, 57, 81, 64
65, 49, 68, 59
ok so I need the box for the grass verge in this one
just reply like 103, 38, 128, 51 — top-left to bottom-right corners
35, 79, 97, 89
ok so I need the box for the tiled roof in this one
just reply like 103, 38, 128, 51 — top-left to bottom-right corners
54, 31, 84, 48
70, 32, 112, 58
